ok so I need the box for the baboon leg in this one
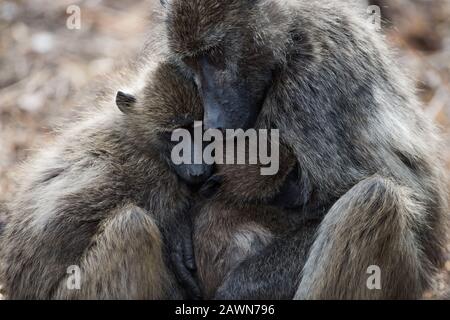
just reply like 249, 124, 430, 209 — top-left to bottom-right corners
295, 175, 429, 300
213, 220, 319, 300
54, 205, 181, 299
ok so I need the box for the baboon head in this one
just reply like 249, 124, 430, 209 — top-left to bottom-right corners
162, 0, 288, 130
116, 63, 213, 185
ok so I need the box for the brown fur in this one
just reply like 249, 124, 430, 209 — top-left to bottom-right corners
0, 60, 202, 299
194, 146, 300, 298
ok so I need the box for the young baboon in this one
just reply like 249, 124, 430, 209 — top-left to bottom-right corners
194, 147, 319, 300
162, 0, 448, 299
0, 61, 210, 299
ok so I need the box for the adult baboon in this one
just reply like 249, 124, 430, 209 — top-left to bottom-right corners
162, 0, 448, 299
0, 61, 210, 300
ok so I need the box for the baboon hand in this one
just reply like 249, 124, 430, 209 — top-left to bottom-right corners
163, 214, 202, 300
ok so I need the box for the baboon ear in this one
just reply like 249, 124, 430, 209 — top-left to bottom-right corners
116, 91, 137, 114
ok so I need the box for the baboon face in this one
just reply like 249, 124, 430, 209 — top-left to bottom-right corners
163, 0, 277, 130
117, 63, 213, 185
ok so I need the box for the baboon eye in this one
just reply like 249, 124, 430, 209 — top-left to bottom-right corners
161, 122, 194, 144
171, 117, 195, 131
162, 131, 173, 141
206, 46, 225, 69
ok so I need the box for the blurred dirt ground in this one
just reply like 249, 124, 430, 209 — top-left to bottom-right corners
0, 0, 449, 299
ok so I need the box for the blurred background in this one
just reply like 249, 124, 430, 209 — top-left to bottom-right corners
0, 0, 449, 298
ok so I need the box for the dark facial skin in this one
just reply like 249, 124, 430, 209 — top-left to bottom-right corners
185, 53, 272, 130
180, 49, 274, 131
172, 142, 215, 187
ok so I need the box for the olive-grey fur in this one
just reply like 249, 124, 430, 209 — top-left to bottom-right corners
164, 0, 449, 299
0, 28, 204, 299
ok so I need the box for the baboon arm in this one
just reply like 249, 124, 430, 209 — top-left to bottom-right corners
295, 176, 428, 300
213, 221, 318, 300
54, 205, 181, 299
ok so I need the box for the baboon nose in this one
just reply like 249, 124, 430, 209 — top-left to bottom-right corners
204, 119, 221, 131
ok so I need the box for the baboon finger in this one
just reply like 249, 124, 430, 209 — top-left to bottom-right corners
171, 251, 202, 299
183, 238, 197, 271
